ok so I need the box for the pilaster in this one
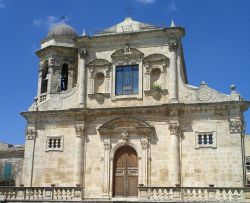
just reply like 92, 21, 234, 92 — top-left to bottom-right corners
74, 124, 85, 186
169, 43, 178, 103
78, 47, 88, 107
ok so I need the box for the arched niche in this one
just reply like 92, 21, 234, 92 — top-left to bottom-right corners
87, 59, 112, 102
143, 54, 170, 94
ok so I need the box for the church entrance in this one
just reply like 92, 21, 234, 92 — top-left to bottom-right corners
113, 145, 138, 197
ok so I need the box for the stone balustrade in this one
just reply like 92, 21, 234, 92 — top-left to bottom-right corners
138, 186, 250, 202
0, 186, 83, 201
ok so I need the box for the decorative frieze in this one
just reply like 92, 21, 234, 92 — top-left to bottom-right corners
229, 120, 245, 133
169, 122, 181, 135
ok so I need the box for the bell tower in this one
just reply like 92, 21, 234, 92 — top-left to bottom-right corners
35, 22, 78, 103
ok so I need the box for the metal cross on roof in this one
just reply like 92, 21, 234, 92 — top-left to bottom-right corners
125, 3, 134, 17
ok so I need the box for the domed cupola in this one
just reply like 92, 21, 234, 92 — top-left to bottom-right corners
47, 22, 77, 37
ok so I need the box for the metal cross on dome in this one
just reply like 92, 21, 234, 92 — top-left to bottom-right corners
125, 3, 134, 17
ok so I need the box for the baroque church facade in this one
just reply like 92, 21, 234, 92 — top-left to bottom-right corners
18, 17, 250, 201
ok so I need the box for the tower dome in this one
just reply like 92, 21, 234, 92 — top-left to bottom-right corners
48, 23, 77, 37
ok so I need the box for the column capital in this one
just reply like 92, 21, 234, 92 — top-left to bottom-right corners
79, 47, 88, 59
25, 127, 36, 140
229, 120, 245, 133
169, 42, 178, 52
75, 124, 85, 137
169, 121, 181, 135
103, 141, 111, 150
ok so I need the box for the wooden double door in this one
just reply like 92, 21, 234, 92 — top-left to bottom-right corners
113, 145, 138, 197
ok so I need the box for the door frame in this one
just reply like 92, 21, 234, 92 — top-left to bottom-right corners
112, 145, 138, 197
109, 142, 143, 198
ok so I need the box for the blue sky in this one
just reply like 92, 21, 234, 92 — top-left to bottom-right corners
0, 0, 249, 144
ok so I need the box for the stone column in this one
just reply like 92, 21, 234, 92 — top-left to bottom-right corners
103, 140, 111, 197
22, 125, 36, 186
104, 66, 111, 93
169, 43, 178, 103
141, 138, 149, 186
144, 62, 150, 91
168, 121, 181, 186
78, 48, 87, 107
74, 124, 85, 186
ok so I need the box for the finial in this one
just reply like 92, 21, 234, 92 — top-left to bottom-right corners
170, 20, 175, 27
82, 29, 86, 36
200, 81, 207, 86
230, 85, 236, 94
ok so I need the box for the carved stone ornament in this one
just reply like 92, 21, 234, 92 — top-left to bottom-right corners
75, 125, 85, 136
103, 141, 111, 150
169, 42, 178, 52
198, 85, 213, 101
141, 140, 149, 150
121, 130, 129, 142
169, 122, 181, 135
51, 96, 63, 109
229, 120, 245, 133
79, 47, 88, 59
124, 43, 132, 55
25, 128, 36, 140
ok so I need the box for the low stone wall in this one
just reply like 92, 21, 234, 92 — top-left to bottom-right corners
138, 186, 250, 202
0, 186, 83, 201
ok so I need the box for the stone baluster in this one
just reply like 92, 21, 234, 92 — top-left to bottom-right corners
74, 124, 85, 186
78, 48, 87, 107
168, 121, 181, 186
169, 43, 178, 103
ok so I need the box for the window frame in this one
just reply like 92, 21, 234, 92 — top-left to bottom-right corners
46, 136, 64, 152
195, 131, 217, 149
115, 64, 139, 96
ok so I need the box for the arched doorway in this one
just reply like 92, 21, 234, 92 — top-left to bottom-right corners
113, 145, 138, 197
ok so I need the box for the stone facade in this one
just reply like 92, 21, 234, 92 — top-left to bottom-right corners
19, 17, 250, 200
0, 142, 24, 186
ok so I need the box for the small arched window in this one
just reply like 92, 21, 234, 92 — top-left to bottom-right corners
41, 61, 48, 94
61, 64, 69, 91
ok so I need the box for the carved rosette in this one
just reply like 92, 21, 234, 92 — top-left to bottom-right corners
25, 128, 36, 140
169, 122, 181, 135
198, 86, 213, 101
229, 120, 245, 133
75, 125, 85, 137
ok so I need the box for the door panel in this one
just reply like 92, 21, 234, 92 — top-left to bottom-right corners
113, 146, 138, 197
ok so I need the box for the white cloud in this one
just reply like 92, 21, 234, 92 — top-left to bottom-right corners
0, 0, 5, 8
137, 0, 156, 4
33, 16, 60, 30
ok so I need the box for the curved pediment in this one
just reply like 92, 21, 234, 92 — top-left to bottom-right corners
143, 54, 169, 64
98, 117, 154, 135
87, 58, 111, 67
111, 48, 144, 60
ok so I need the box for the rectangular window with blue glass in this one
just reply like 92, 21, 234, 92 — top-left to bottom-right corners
115, 65, 139, 95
